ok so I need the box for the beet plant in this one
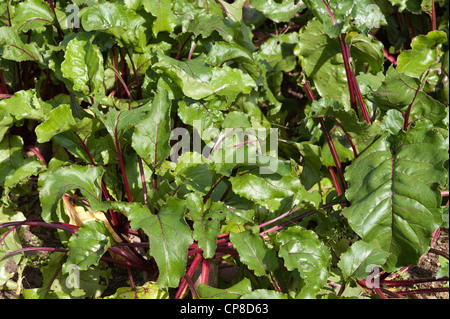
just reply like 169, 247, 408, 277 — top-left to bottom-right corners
0, 0, 448, 300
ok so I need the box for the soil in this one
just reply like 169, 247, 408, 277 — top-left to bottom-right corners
400, 228, 449, 299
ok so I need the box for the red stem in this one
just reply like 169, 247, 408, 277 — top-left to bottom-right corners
431, 0, 436, 31
114, 113, 133, 203
175, 253, 203, 299
107, 67, 133, 102
301, 78, 348, 191
26, 145, 48, 166
201, 258, 211, 285
0, 70, 9, 94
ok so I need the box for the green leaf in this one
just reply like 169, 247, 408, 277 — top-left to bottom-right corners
397, 31, 447, 78
0, 26, 41, 62
257, 32, 299, 74
0, 90, 51, 138
388, 0, 422, 13
206, 41, 261, 79
154, 53, 256, 102
61, 33, 104, 95
186, 193, 227, 258
338, 241, 389, 281
277, 226, 331, 298
309, 97, 381, 157
347, 32, 385, 74
230, 229, 279, 276
241, 289, 289, 299
342, 126, 448, 271
197, 278, 252, 299
372, 67, 447, 126
12, 0, 54, 33
380, 109, 404, 135
119, 198, 193, 287
35, 104, 77, 143
173, 152, 214, 195
143, 0, 177, 37
38, 164, 105, 222
436, 255, 449, 279
303, 0, 386, 37
229, 166, 302, 212
295, 19, 349, 108
132, 90, 171, 168
105, 281, 169, 299
23, 252, 110, 299
178, 99, 224, 130
81, 2, 146, 47
65, 220, 113, 271
249, 0, 304, 23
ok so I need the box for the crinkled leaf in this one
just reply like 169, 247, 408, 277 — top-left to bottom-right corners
173, 152, 214, 195
230, 229, 279, 276
177, 99, 224, 130
81, 2, 146, 47
132, 90, 171, 168
186, 193, 227, 258
105, 281, 169, 299
380, 109, 404, 135
65, 220, 114, 271
372, 67, 447, 126
0, 27, 42, 62
338, 241, 389, 281
12, 0, 54, 33
23, 252, 110, 299
229, 165, 302, 212
295, 19, 349, 108
397, 30, 447, 78
389, 0, 422, 13
303, 0, 386, 37
342, 126, 448, 271
241, 289, 289, 299
0, 90, 51, 138
309, 97, 381, 157
197, 278, 252, 299
61, 33, 104, 95
38, 164, 105, 222
257, 32, 298, 73
154, 53, 256, 101
35, 104, 77, 143
396, 30, 448, 93
91, 102, 151, 142
250, 0, 304, 23
347, 32, 385, 74
1, 134, 44, 196
117, 198, 193, 288
207, 41, 261, 79
277, 226, 331, 298
143, 0, 177, 37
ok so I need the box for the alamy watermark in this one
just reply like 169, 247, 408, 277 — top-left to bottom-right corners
65, 3, 80, 29
365, 264, 382, 289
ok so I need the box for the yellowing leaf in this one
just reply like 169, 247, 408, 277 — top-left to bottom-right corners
62, 195, 122, 242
